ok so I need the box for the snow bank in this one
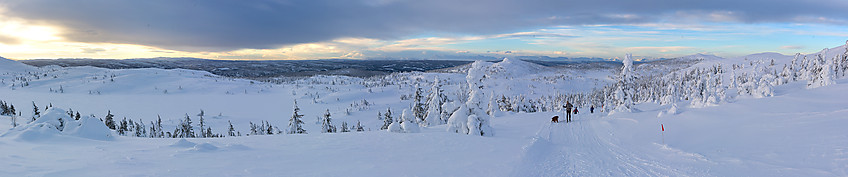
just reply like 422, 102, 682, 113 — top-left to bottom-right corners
170, 138, 197, 148
63, 115, 115, 141
1, 108, 114, 141
190, 143, 219, 152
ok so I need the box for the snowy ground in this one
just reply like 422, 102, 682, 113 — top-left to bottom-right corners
0, 52, 847, 176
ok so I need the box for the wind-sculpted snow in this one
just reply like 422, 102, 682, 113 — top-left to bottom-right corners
1, 108, 114, 141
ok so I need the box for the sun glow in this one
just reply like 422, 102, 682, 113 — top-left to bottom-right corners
0, 17, 62, 42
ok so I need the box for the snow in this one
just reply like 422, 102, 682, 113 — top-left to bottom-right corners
399, 109, 420, 133
1, 108, 114, 142
0, 57, 36, 73
1, 45, 847, 176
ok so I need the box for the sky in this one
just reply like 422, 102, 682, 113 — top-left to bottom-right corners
0, 0, 847, 60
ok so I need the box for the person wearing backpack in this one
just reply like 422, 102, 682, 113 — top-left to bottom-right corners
563, 101, 573, 123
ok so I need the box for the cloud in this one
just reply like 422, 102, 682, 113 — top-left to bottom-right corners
626, 46, 694, 53
81, 47, 107, 54
0, 34, 20, 44
0, 0, 845, 52
781, 45, 804, 50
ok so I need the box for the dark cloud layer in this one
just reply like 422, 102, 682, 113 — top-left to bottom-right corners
3, 0, 846, 52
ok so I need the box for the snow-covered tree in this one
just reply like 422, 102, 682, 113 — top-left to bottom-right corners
380, 109, 393, 130
31, 102, 40, 122
134, 120, 146, 137
104, 110, 116, 130
613, 53, 636, 113
412, 84, 427, 123
808, 53, 836, 89
400, 109, 420, 133
0, 101, 9, 116
206, 127, 213, 138
155, 115, 164, 138
179, 114, 195, 138
340, 122, 350, 132
660, 83, 678, 105
447, 60, 493, 136
466, 87, 493, 136
446, 104, 468, 134
320, 109, 337, 133
197, 110, 206, 138
117, 118, 128, 135
249, 122, 258, 135
487, 91, 497, 117
228, 120, 236, 137
287, 100, 306, 134
355, 121, 365, 132
423, 77, 446, 126
387, 114, 403, 133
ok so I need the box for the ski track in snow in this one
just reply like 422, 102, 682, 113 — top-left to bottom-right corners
513, 114, 700, 177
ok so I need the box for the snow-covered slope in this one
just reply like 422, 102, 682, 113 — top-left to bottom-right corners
734, 52, 793, 61
0, 77, 845, 176
0, 56, 36, 73
1, 43, 847, 176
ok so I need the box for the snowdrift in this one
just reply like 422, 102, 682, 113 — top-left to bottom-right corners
1, 108, 114, 141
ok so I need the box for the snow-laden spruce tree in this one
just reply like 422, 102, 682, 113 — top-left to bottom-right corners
441, 101, 460, 125
320, 109, 336, 133
355, 120, 365, 132
691, 71, 723, 108
447, 60, 493, 136
754, 74, 775, 98
287, 100, 306, 134
487, 91, 498, 117
612, 53, 636, 114
819, 61, 836, 87
400, 109, 420, 133
197, 110, 206, 138
104, 110, 116, 130
466, 88, 493, 136
423, 97, 442, 127
659, 83, 680, 116
380, 108, 393, 130
178, 114, 195, 138
412, 84, 427, 123
790, 53, 801, 81
31, 102, 40, 122
423, 77, 446, 126
808, 51, 836, 89
228, 120, 236, 137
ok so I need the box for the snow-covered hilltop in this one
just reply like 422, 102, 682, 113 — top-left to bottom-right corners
1, 43, 847, 176
0, 57, 36, 73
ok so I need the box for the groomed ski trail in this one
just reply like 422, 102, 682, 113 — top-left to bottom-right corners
511, 114, 699, 177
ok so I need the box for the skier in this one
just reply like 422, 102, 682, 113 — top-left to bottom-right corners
590, 105, 594, 114
563, 101, 573, 123
573, 108, 578, 114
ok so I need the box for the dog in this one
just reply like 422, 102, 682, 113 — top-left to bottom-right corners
551, 115, 559, 123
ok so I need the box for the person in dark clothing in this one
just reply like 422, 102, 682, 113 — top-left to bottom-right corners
590, 105, 595, 114
574, 108, 578, 114
563, 101, 573, 123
